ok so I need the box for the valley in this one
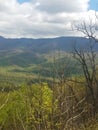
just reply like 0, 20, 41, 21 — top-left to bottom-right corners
0, 36, 95, 84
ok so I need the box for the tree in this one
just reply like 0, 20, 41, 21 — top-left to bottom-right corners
73, 18, 98, 115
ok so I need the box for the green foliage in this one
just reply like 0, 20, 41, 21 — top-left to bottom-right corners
0, 79, 98, 130
0, 83, 54, 130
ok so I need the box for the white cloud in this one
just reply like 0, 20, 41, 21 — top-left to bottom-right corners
37, 0, 89, 13
0, 0, 97, 38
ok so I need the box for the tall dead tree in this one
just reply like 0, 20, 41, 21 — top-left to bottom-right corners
73, 19, 98, 115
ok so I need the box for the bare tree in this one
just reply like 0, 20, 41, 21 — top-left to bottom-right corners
73, 18, 98, 115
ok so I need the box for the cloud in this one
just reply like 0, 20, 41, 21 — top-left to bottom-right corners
0, 0, 97, 38
37, 0, 89, 13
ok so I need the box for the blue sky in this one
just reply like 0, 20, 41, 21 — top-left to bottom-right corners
18, 0, 30, 3
89, 0, 98, 10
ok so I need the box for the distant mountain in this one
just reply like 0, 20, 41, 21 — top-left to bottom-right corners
0, 36, 97, 53
0, 36, 97, 82
0, 36, 97, 67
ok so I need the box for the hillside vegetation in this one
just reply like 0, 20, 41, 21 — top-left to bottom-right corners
0, 35, 98, 129
0, 36, 97, 84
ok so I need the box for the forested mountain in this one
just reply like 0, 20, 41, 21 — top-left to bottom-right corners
0, 36, 96, 75
0, 36, 97, 52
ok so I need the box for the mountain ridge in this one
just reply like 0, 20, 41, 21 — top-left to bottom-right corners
0, 36, 97, 53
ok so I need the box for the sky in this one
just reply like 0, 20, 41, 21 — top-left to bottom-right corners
18, 0, 30, 3
89, 0, 98, 10
0, 0, 97, 38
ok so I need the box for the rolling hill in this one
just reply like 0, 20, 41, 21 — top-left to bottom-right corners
0, 36, 97, 83
0, 36, 97, 66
